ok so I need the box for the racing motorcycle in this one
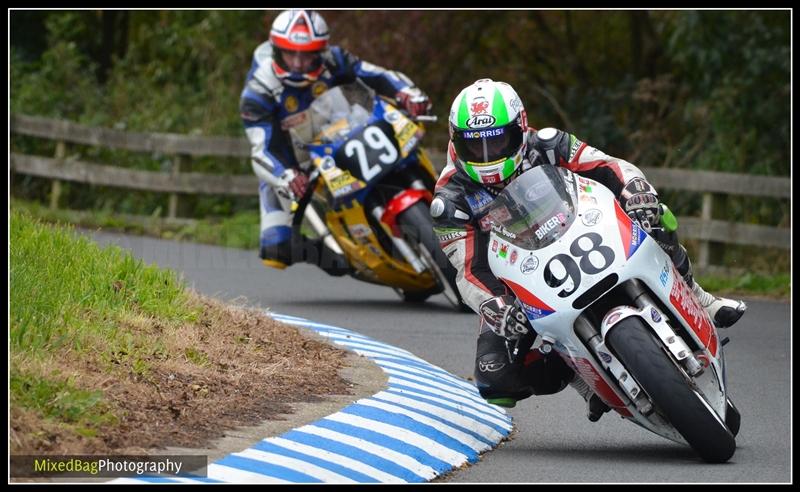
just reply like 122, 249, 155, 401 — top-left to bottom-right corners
287, 81, 464, 309
483, 165, 739, 463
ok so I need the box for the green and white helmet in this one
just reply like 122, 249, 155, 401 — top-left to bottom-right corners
449, 78, 528, 186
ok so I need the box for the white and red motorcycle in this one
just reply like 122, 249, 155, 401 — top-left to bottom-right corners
484, 165, 740, 463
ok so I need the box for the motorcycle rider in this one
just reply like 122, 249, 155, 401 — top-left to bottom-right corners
240, 9, 432, 275
431, 78, 747, 420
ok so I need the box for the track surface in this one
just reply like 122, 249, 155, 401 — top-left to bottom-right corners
90, 232, 792, 483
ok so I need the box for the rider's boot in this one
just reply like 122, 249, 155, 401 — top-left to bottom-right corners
314, 238, 351, 277
294, 235, 351, 277
569, 376, 610, 422
261, 236, 350, 277
691, 281, 748, 329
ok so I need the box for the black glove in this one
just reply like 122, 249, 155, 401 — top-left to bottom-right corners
479, 295, 532, 339
620, 177, 661, 231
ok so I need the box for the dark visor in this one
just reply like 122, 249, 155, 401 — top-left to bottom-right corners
452, 121, 523, 164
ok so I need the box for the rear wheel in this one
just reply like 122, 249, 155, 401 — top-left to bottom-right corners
396, 201, 468, 311
607, 316, 736, 463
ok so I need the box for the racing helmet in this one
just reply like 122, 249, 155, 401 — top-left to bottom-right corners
448, 78, 528, 186
270, 10, 330, 87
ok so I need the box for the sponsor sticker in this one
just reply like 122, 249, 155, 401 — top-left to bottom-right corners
470, 99, 490, 114
319, 155, 336, 171
520, 255, 539, 274
462, 128, 504, 139
499, 243, 509, 259
311, 81, 328, 98
438, 230, 467, 244
280, 111, 307, 130
569, 135, 583, 160
581, 209, 602, 226
598, 351, 612, 364
289, 31, 311, 43
284, 95, 299, 113
384, 110, 401, 123
659, 262, 670, 287
606, 312, 622, 326
510, 249, 518, 265
492, 240, 498, 252
491, 224, 517, 239
478, 361, 505, 372
651, 307, 662, 323
466, 114, 496, 128
669, 265, 717, 356
520, 303, 554, 320
534, 213, 567, 240
348, 224, 372, 239
465, 189, 494, 214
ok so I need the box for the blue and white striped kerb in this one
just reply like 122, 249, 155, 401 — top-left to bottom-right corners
113, 313, 513, 484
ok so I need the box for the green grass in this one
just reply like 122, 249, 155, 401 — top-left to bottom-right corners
10, 209, 201, 432
11, 372, 118, 434
695, 272, 790, 300
12, 198, 260, 250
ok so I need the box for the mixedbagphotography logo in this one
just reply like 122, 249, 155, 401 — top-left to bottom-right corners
10, 455, 208, 479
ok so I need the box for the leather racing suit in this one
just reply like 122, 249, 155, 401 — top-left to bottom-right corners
240, 41, 425, 270
431, 127, 692, 403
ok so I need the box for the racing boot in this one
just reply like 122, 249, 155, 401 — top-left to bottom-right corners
569, 376, 610, 423
262, 236, 350, 276
691, 281, 747, 329
315, 239, 351, 277
295, 235, 351, 277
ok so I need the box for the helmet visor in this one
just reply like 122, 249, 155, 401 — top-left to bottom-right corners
274, 47, 323, 75
452, 122, 523, 165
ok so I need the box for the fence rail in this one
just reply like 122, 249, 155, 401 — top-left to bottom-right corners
11, 114, 790, 270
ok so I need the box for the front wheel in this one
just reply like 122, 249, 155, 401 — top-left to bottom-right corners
606, 316, 736, 463
396, 201, 469, 311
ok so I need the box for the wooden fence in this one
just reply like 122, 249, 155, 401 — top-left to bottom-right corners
10, 114, 790, 271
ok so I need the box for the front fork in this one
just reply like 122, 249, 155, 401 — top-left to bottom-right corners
302, 201, 345, 256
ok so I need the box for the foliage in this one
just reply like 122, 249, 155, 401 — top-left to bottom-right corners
10, 10, 790, 232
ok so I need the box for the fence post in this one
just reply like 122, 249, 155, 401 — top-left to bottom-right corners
167, 155, 182, 219
49, 141, 66, 210
697, 192, 713, 270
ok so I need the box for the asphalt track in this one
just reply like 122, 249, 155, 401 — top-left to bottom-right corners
90, 231, 792, 483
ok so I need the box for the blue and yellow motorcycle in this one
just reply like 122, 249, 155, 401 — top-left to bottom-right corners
289, 81, 465, 310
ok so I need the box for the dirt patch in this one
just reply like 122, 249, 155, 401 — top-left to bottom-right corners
10, 293, 364, 457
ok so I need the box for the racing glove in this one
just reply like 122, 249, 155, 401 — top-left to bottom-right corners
278, 168, 310, 200
395, 87, 432, 118
479, 295, 533, 340
620, 177, 661, 231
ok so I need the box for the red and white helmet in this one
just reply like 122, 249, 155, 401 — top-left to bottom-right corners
270, 10, 330, 86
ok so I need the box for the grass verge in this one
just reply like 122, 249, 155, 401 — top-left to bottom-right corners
10, 209, 350, 455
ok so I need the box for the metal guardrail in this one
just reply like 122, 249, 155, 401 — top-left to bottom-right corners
10, 114, 790, 270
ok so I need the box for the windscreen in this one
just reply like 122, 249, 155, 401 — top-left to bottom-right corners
484, 165, 577, 250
